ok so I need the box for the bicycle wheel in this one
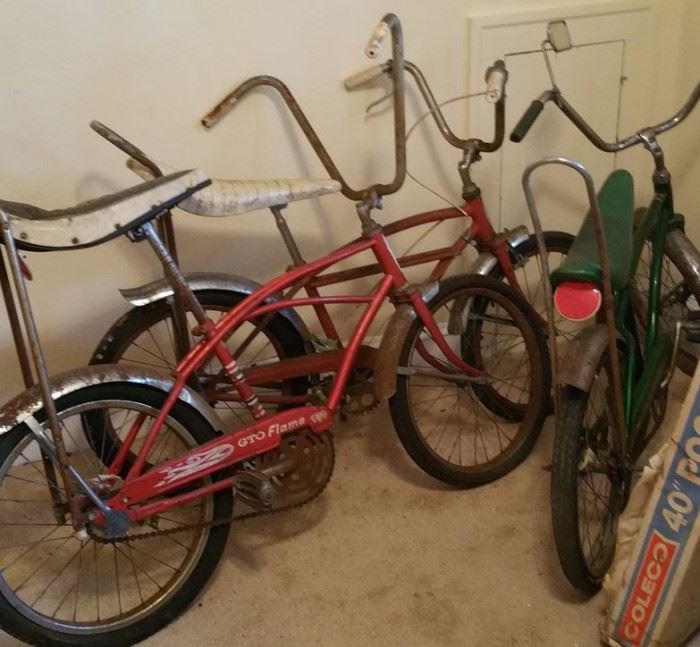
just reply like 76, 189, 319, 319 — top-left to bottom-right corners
551, 354, 626, 594
633, 236, 700, 376
91, 289, 310, 426
389, 275, 548, 487
0, 384, 232, 646
467, 231, 574, 420
485, 231, 574, 319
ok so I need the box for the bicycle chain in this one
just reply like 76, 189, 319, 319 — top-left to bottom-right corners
90, 438, 335, 545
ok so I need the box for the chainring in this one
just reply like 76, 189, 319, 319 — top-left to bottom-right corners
241, 429, 335, 510
340, 368, 380, 417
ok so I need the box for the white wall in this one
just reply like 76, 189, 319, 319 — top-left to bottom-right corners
0, 0, 697, 401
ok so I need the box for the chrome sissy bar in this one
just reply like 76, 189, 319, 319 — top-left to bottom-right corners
0, 208, 115, 532
521, 157, 626, 455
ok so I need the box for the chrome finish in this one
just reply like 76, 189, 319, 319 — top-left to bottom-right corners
403, 59, 506, 154
119, 271, 312, 343
659, 321, 682, 391
0, 208, 79, 517
466, 226, 531, 276
25, 416, 113, 517
142, 222, 209, 324
0, 364, 223, 435
558, 324, 613, 391
201, 13, 407, 203
522, 156, 627, 458
396, 366, 487, 384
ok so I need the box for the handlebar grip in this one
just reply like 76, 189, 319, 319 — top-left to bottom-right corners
365, 21, 389, 59
510, 100, 544, 143
485, 63, 507, 104
344, 64, 386, 89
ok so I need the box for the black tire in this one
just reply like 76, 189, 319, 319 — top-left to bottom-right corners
0, 383, 232, 646
389, 275, 549, 487
90, 289, 310, 422
633, 234, 700, 376
485, 231, 574, 312
467, 231, 573, 420
551, 362, 626, 594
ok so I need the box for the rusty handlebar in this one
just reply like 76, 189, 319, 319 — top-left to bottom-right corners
201, 13, 407, 202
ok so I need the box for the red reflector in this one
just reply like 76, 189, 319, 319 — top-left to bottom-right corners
553, 282, 602, 321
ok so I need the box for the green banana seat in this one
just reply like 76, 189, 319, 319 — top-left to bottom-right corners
550, 169, 634, 291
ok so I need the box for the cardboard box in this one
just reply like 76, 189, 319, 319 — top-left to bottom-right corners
604, 369, 700, 647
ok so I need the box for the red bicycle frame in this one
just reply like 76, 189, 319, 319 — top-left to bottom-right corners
97, 224, 483, 527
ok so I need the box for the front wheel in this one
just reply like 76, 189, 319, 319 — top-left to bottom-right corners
551, 354, 626, 594
0, 384, 232, 646
389, 275, 549, 487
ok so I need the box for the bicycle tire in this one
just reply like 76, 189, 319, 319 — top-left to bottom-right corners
466, 231, 573, 420
633, 230, 700, 376
389, 274, 548, 487
551, 369, 625, 594
90, 289, 310, 418
0, 383, 232, 646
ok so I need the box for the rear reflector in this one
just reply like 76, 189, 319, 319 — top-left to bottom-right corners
553, 281, 602, 322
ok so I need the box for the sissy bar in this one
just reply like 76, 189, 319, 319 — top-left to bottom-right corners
0, 208, 114, 532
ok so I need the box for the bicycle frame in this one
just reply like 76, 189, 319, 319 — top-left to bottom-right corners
96, 219, 484, 527
267, 193, 522, 345
523, 157, 682, 464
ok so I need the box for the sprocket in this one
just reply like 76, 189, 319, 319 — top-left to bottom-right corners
241, 429, 335, 510
340, 368, 380, 417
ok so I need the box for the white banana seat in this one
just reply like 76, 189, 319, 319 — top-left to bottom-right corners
0, 170, 209, 250
127, 159, 341, 217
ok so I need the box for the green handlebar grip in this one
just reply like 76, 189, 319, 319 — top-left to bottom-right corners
510, 100, 544, 143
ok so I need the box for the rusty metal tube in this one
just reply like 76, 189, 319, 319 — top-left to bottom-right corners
201, 13, 407, 202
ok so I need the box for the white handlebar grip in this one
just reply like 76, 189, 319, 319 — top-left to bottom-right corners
344, 64, 385, 89
485, 67, 507, 103
365, 21, 389, 59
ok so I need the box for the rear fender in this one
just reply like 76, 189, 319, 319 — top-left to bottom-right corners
559, 324, 623, 392
119, 271, 311, 344
0, 365, 223, 435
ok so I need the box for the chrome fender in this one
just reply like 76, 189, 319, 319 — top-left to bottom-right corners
373, 282, 439, 402
466, 225, 530, 276
0, 365, 223, 435
559, 324, 621, 392
119, 271, 311, 344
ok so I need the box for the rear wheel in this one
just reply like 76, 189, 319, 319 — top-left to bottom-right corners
551, 354, 626, 594
90, 289, 310, 427
0, 384, 232, 646
634, 235, 700, 376
390, 275, 548, 487
471, 231, 574, 419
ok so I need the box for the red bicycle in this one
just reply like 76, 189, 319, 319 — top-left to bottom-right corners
88, 44, 572, 425
0, 15, 549, 645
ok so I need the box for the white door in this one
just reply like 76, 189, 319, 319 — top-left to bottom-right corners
467, 1, 655, 237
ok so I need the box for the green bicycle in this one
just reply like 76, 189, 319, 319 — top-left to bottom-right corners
517, 20, 700, 593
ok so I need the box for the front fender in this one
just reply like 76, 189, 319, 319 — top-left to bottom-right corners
119, 271, 311, 344
466, 225, 530, 276
373, 282, 439, 402
0, 365, 223, 435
